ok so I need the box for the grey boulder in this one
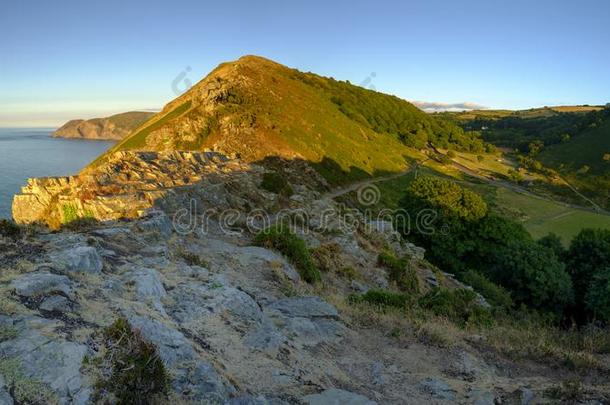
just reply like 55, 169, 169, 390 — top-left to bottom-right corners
11, 272, 73, 299
51, 245, 103, 274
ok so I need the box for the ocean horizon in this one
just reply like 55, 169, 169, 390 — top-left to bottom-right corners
0, 128, 115, 219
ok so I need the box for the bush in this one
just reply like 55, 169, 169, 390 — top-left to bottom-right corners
61, 204, 79, 223
61, 216, 99, 232
438, 154, 452, 165
97, 318, 169, 405
377, 251, 420, 294
460, 270, 513, 310
61, 204, 96, 226
260, 171, 293, 197
419, 288, 493, 327
0, 219, 21, 238
255, 224, 321, 283
350, 289, 409, 309
310, 243, 342, 273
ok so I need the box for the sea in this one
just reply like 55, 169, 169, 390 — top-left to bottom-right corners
0, 128, 115, 219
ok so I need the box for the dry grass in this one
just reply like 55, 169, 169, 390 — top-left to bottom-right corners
415, 319, 462, 348
329, 286, 610, 376
483, 319, 610, 372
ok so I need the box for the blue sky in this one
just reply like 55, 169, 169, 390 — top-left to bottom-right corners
1, 0, 609, 126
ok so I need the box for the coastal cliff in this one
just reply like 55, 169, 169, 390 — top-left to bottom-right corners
53, 111, 154, 140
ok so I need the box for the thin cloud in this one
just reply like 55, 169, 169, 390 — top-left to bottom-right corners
413, 101, 487, 112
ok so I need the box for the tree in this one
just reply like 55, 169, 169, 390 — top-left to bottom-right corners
507, 169, 524, 183
538, 233, 565, 259
566, 229, 610, 322
603, 153, 610, 162
404, 176, 487, 221
585, 267, 610, 322
528, 140, 544, 156
399, 180, 574, 313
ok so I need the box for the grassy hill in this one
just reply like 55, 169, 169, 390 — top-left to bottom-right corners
443, 105, 610, 209
538, 117, 610, 174
441, 105, 604, 122
90, 56, 484, 184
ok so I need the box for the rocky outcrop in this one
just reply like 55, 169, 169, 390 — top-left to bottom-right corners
12, 150, 274, 228
53, 111, 154, 140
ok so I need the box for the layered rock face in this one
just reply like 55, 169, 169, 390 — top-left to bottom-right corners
53, 111, 154, 140
12, 150, 286, 228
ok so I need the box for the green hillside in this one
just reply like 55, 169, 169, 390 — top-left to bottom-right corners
90, 56, 485, 184
105, 111, 155, 129
538, 118, 610, 174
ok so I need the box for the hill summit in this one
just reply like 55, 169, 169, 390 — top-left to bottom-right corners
93, 55, 484, 183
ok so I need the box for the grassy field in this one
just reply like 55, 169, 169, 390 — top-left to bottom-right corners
467, 182, 610, 244
440, 105, 604, 122
365, 165, 610, 245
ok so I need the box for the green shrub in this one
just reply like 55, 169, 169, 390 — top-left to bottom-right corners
97, 318, 169, 405
61, 204, 96, 226
377, 251, 420, 294
419, 288, 493, 327
350, 289, 409, 309
446, 150, 457, 158
0, 219, 21, 238
260, 171, 294, 197
61, 216, 99, 231
337, 266, 357, 280
255, 224, 321, 283
61, 204, 79, 223
438, 154, 453, 165
460, 270, 513, 310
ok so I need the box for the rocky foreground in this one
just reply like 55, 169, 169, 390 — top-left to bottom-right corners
3, 152, 609, 404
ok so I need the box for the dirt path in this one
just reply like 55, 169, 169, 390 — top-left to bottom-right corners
323, 168, 414, 200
